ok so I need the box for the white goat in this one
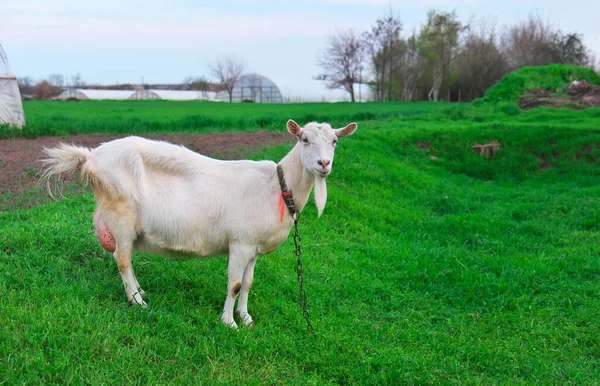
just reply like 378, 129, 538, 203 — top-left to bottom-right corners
41, 120, 357, 328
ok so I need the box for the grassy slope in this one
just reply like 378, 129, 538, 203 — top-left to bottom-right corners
475, 64, 600, 105
2, 104, 600, 383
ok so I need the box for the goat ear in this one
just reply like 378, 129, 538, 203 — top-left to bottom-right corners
286, 119, 303, 138
334, 122, 357, 138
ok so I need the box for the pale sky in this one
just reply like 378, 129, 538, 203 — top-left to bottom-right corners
1, 0, 599, 101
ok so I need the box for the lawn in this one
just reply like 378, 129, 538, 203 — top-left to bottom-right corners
1, 101, 600, 384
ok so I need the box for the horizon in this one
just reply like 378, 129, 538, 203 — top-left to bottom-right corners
2, 0, 599, 102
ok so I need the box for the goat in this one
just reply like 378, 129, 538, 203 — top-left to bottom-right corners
40, 120, 357, 328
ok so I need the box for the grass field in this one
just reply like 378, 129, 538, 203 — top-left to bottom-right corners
1, 100, 600, 384
1, 100, 456, 139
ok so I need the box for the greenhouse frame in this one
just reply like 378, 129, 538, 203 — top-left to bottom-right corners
216, 73, 283, 103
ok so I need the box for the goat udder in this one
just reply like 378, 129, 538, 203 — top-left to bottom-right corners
96, 215, 116, 253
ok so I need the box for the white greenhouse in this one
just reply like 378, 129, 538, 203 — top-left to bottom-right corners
128, 90, 217, 101
0, 44, 25, 128
216, 73, 283, 103
59, 89, 135, 100
60, 89, 217, 101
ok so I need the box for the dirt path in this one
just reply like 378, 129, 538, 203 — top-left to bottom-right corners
0, 132, 294, 199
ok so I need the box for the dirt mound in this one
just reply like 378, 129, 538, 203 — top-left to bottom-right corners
518, 81, 600, 110
568, 80, 594, 95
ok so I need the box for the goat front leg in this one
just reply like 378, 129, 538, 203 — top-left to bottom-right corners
221, 244, 256, 328
235, 256, 257, 327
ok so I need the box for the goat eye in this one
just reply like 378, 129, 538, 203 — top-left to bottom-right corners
302, 138, 309, 144
332, 140, 338, 147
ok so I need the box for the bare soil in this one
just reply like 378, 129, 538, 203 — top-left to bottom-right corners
518, 81, 600, 110
0, 132, 294, 197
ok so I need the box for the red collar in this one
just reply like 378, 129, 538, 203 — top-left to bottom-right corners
277, 165, 297, 223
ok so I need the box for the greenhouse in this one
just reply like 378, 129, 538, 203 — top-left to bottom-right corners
59, 89, 135, 100
216, 73, 283, 103
0, 43, 25, 128
60, 89, 218, 101
128, 90, 217, 101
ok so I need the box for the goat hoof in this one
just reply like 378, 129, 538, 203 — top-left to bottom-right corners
128, 294, 147, 308
128, 300, 148, 308
235, 311, 254, 326
221, 316, 238, 329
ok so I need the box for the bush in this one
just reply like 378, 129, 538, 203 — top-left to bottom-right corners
498, 102, 522, 116
33, 80, 61, 100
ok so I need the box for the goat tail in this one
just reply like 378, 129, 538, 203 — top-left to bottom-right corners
40, 144, 93, 198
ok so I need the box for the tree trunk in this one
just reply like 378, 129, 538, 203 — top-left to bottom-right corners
428, 67, 442, 102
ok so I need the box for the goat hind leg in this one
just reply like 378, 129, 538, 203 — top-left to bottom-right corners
236, 257, 257, 326
96, 209, 146, 304
113, 245, 147, 307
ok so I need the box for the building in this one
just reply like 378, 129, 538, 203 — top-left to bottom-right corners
59, 89, 217, 101
128, 90, 217, 101
215, 73, 283, 103
0, 44, 25, 128
59, 89, 135, 100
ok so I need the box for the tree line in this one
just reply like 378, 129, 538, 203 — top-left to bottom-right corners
317, 11, 596, 102
18, 73, 85, 100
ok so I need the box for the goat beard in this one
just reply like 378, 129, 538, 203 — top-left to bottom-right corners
314, 176, 327, 218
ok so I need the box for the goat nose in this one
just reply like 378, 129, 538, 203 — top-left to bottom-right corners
317, 160, 331, 168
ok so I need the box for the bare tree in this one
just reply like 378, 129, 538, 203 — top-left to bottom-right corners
210, 56, 245, 103
70, 72, 84, 87
17, 76, 35, 96
399, 33, 423, 101
501, 13, 594, 71
316, 28, 365, 102
364, 13, 403, 101
501, 13, 554, 69
182, 76, 196, 90
455, 17, 508, 100
48, 73, 65, 89
546, 32, 590, 65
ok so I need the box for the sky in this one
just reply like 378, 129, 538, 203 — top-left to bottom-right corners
1, 0, 599, 101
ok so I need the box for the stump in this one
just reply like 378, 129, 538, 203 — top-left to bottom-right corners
472, 142, 501, 159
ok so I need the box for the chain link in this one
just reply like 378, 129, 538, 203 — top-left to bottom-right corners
293, 214, 316, 336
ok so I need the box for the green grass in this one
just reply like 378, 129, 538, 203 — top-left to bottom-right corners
2, 102, 600, 383
0, 100, 457, 139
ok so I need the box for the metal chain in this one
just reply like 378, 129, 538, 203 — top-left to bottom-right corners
293, 214, 316, 336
